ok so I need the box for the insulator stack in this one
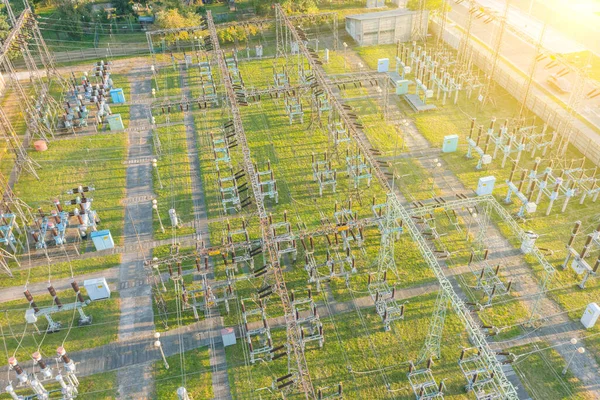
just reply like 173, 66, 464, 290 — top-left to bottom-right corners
47, 285, 62, 308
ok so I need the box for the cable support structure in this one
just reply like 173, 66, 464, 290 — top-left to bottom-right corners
145, 214, 381, 269
206, 10, 315, 399
407, 194, 555, 276
325, 71, 389, 85
149, 83, 312, 111
275, 5, 519, 398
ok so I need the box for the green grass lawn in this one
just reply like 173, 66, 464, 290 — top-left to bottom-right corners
13, 133, 128, 247
511, 342, 594, 400
153, 346, 213, 399
0, 87, 28, 137
152, 63, 183, 99
1, 254, 120, 288
152, 124, 195, 239
55, 29, 600, 400
149, 57, 439, 331
226, 291, 474, 399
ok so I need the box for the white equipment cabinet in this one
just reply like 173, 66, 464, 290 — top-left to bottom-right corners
84, 277, 111, 301
581, 303, 600, 329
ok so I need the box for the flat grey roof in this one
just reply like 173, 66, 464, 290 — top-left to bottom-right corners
345, 8, 416, 21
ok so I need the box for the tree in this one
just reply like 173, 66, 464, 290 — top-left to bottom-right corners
154, 9, 202, 42
113, 0, 135, 16
0, 12, 11, 43
0, 12, 20, 60
53, 0, 93, 39
281, 0, 318, 14
254, 1, 272, 16
217, 24, 260, 44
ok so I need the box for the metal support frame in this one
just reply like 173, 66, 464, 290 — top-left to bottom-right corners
412, 0, 428, 42
269, 211, 297, 263
481, 0, 510, 106
0, 6, 62, 143
225, 217, 255, 273
291, 290, 324, 350
327, 120, 351, 147
419, 290, 448, 362
562, 221, 600, 289
0, 212, 22, 254
257, 160, 278, 204
332, 201, 364, 251
25, 284, 92, 334
304, 248, 355, 292
217, 166, 244, 214
407, 360, 445, 400
373, 194, 403, 279
407, 43, 482, 102
312, 152, 337, 196
507, 157, 597, 217
241, 297, 274, 364
367, 274, 406, 331
458, 347, 502, 399
466, 250, 512, 306
465, 122, 492, 170
345, 149, 372, 189
186, 273, 235, 318
284, 94, 304, 125
29, 186, 99, 249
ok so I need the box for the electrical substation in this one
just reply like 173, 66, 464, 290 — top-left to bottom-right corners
0, 0, 599, 398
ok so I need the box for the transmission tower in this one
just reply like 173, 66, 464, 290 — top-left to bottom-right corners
0, 107, 40, 179
275, 6, 287, 58
206, 10, 316, 398
556, 60, 590, 156
518, 23, 547, 119
412, 0, 427, 42
0, 0, 64, 142
435, 0, 448, 49
457, 0, 476, 69
482, 0, 510, 106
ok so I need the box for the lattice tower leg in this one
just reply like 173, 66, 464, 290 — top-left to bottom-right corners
527, 267, 555, 324
418, 290, 448, 363
276, 10, 287, 58
377, 196, 401, 279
